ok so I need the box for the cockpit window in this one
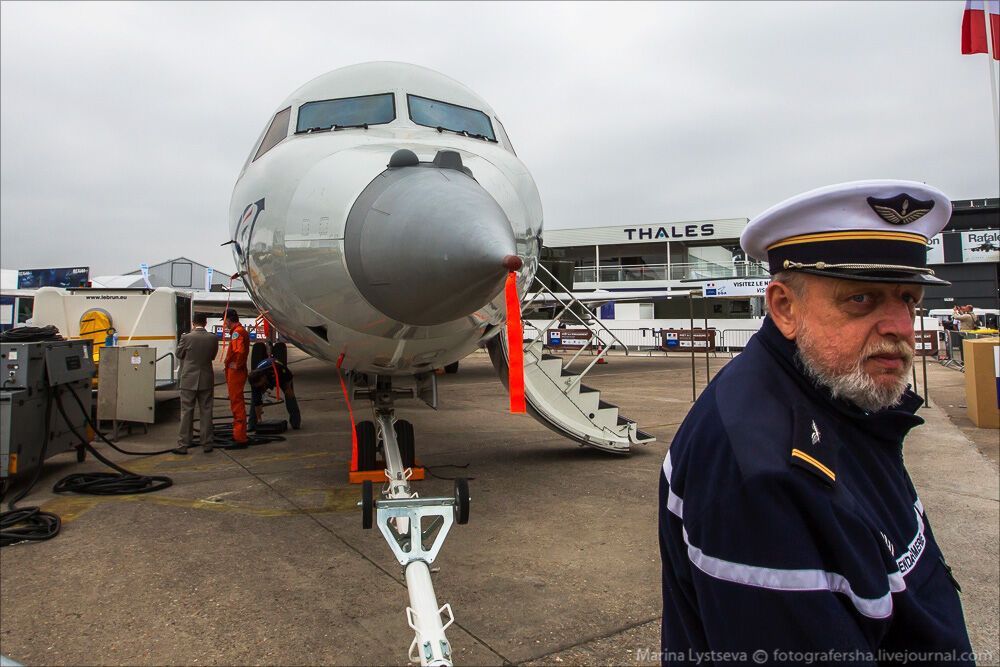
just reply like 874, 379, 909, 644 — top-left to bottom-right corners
495, 118, 516, 155
253, 106, 291, 162
296, 93, 395, 133
407, 94, 496, 142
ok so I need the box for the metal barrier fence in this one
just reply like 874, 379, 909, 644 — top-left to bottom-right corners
937, 330, 999, 371
536, 327, 766, 355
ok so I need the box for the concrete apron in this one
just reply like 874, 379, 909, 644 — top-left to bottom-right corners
0, 352, 996, 666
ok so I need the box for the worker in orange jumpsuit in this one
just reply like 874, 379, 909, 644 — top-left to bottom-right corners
223, 308, 250, 444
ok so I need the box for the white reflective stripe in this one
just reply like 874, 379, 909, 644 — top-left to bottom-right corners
914, 497, 924, 515
681, 525, 896, 619
662, 451, 684, 519
895, 505, 928, 576
664, 466, 900, 620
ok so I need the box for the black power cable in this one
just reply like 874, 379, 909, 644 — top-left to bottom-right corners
0, 325, 62, 343
52, 388, 172, 495
63, 388, 179, 457
0, 392, 61, 547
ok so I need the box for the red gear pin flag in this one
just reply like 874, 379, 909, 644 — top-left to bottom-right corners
504, 261, 526, 413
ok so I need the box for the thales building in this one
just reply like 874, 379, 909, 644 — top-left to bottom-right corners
542, 197, 999, 322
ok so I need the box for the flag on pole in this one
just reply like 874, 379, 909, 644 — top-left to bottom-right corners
139, 262, 153, 289
962, 0, 1000, 59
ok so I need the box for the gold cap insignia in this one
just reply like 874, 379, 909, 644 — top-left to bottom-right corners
866, 193, 934, 226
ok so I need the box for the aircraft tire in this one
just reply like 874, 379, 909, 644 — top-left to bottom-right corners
356, 421, 377, 470
361, 480, 374, 529
454, 478, 470, 525
444, 361, 459, 374
273, 342, 288, 366
250, 342, 266, 370
395, 420, 416, 468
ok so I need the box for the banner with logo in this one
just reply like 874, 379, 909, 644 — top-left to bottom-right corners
703, 278, 769, 297
961, 230, 1000, 263
205, 267, 214, 292
925, 234, 945, 264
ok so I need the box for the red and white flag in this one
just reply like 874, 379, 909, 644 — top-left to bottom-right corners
962, 0, 1000, 59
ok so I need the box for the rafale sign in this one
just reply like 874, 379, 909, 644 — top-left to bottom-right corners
624, 223, 716, 241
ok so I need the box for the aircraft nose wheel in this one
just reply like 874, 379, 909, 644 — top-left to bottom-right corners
361, 480, 374, 529
453, 478, 470, 525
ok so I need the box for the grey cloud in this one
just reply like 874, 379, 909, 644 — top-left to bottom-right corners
2, 1, 997, 276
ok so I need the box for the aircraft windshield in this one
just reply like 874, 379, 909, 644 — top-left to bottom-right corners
296, 93, 395, 132
407, 94, 496, 141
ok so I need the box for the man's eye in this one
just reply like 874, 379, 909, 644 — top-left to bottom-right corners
849, 294, 870, 304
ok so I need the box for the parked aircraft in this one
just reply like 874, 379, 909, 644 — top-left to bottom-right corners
230, 62, 654, 665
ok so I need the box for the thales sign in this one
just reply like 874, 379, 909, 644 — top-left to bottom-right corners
624, 224, 715, 241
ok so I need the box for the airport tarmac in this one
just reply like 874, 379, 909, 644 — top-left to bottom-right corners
1, 349, 997, 666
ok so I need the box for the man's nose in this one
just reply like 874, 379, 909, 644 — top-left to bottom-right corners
875, 299, 916, 340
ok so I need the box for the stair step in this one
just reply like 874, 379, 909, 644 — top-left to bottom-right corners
541, 354, 561, 361
633, 429, 656, 443
579, 384, 598, 393
598, 400, 615, 410
561, 369, 579, 377
617, 416, 632, 426
536, 358, 564, 381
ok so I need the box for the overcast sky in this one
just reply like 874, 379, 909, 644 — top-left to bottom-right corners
2, 1, 997, 276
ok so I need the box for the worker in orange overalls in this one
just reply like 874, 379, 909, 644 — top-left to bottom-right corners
223, 308, 250, 444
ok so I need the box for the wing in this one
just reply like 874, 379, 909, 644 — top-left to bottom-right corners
871, 204, 904, 224
898, 209, 930, 225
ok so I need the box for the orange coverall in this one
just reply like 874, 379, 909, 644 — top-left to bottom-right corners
224, 322, 250, 442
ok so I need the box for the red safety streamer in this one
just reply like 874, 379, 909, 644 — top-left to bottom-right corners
505, 272, 526, 413
336, 353, 359, 471
271, 361, 282, 402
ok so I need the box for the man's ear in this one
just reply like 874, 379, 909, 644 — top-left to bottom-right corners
766, 280, 801, 340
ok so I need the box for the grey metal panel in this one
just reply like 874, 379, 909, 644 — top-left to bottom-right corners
0, 341, 92, 479
97, 346, 155, 423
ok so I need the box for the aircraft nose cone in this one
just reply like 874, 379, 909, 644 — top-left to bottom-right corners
344, 163, 517, 326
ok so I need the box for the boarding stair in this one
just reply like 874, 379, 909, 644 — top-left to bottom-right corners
486, 264, 656, 454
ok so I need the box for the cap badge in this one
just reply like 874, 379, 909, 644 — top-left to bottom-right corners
866, 193, 934, 226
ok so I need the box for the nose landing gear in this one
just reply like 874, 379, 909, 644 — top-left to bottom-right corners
352, 374, 468, 666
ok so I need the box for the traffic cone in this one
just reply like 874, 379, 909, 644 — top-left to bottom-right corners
597, 343, 608, 364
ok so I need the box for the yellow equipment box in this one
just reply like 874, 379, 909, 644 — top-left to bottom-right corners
962, 337, 999, 429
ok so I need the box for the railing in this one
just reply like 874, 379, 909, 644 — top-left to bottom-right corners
936, 329, 998, 371
573, 260, 770, 284
523, 264, 629, 390
156, 351, 176, 386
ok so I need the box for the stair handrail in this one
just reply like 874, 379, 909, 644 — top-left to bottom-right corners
528, 263, 630, 353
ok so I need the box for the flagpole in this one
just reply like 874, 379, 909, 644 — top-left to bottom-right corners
984, 3, 1000, 163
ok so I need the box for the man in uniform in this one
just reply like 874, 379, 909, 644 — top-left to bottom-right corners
247, 357, 301, 431
175, 312, 219, 453
223, 308, 250, 445
659, 181, 973, 664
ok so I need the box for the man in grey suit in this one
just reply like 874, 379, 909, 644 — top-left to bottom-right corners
176, 313, 220, 453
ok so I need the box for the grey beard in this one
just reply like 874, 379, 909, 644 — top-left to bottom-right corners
795, 327, 913, 413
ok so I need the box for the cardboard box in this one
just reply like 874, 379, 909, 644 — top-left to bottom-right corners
962, 337, 1000, 429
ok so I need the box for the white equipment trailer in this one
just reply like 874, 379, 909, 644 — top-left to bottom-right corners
30, 286, 193, 388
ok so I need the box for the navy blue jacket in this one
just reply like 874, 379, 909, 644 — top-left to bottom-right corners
659, 317, 972, 665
